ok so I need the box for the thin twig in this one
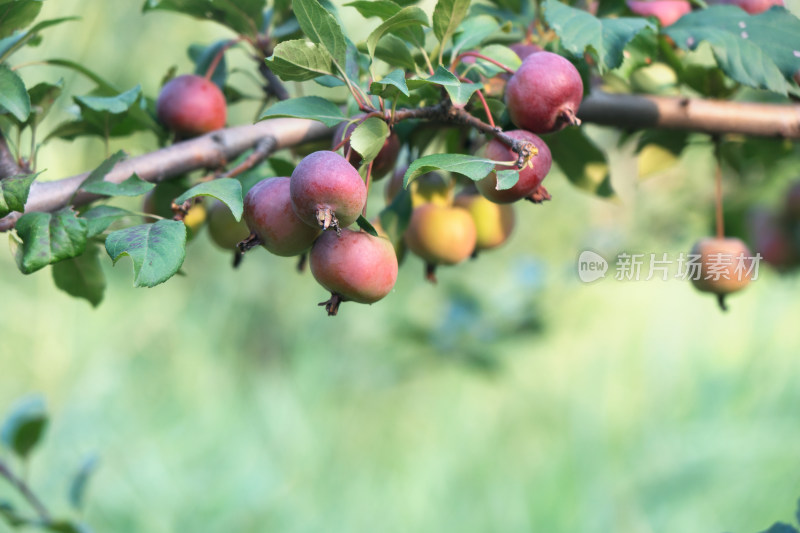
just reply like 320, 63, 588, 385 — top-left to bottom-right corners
0, 459, 51, 523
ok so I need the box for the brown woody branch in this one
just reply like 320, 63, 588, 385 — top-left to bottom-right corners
578, 91, 800, 138
0, 118, 330, 232
0, 132, 23, 179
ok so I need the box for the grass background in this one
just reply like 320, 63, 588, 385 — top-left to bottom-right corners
2, 1, 800, 532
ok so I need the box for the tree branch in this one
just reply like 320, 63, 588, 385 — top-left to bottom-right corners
0, 118, 331, 232
0, 132, 23, 179
578, 91, 800, 138
0, 459, 51, 523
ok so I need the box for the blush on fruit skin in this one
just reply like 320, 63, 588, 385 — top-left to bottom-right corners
310, 229, 398, 305
156, 74, 227, 137
505, 51, 584, 134
290, 151, 367, 231
405, 204, 477, 266
333, 117, 401, 180
690, 237, 753, 310
244, 177, 321, 257
715, 0, 783, 14
454, 193, 516, 251
627, 0, 691, 26
476, 130, 552, 204
208, 201, 251, 250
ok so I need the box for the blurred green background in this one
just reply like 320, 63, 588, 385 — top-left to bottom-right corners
2, 1, 800, 532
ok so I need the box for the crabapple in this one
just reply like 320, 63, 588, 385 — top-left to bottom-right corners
405, 204, 477, 282
690, 237, 754, 310
310, 228, 399, 315
505, 51, 583, 134
207, 201, 250, 250
713, 0, 783, 14
476, 130, 552, 204
290, 151, 367, 231
244, 177, 321, 257
454, 192, 516, 251
627, 0, 691, 26
156, 74, 226, 138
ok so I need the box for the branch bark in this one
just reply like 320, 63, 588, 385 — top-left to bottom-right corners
0, 118, 331, 232
0, 132, 23, 179
578, 91, 800, 138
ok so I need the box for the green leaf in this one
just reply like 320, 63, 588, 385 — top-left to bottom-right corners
378, 188, 412, 248
24, 79, 64, 128
370, 69, 411, 98
0, 17, 79, 64
350, 117, 390, 164
374, 35, 416, 71
451, 15, 502, 57
433, 0, 471, 49
346, 0, 425, 46
43, 59, 118, 93
0, 395, 47, 459
265, 39, 338, 81
356, 215, 379, 237
0, 66, 30, 121
52, 244, 106, 307
0, 501, 28, 527
0, 172, 38, 217
15, 208, 88, 274
267, 157, 296, 177
404, 153, 496, 187
0, 0, 43, 39
81, 206, 134, 238
470, 43, 522, 76
105, 220, 187, 288
141, 0, 265, 37
367, 6, 430, 58
294, 0, 347, 67
175, 178, 243, 221
44, 521, 93, 533
665, 6, 799, 93
408, 66, 481, 106
259, 95, 346, 126
547, 126, 615, 198
82, 173, 155, 198
74, 85, 141, 114
189, 39, 232, 88
495, 169, 520, 191
68, 454, 100, 511
78, 150, 126, 193
757, 524, 800, 533
543, 0, 655, 72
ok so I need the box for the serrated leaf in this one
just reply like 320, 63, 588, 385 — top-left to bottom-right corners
378, 188, 412, 247
0, 0, 43, 39
547, 126, 616, 198
52, 244, 105, 307
266, 39, 338, 81
367, 6, 430, 58
452, 15, 502, 58
294, 0, 347, 67
74, 85, 141, 114
175, 178, 243, 221
665, 6, 798, 94
356, 215, 379, 236
81, 206, 134, 238
15, 208, 88, 274
78, 150, 126, 193
370, 69, 411, 98
68, 454, 99, 511
0, 395, 47, 459
141, 0, 265, 37
350, 117, 390, 164
0, 172, 38, 217
24, 79, 64, 128
407, 66, 481, 106
544, 0, 655, 72
433, 0, 471, 48
346, 0, 425, 45
495, 169, 519, 191
105, 220, 187, 288
0, 66, 30, 121
82, 173, 155, 198
189, 39, 232, 88
259, 95, 346, 126
404, 153, 496, 187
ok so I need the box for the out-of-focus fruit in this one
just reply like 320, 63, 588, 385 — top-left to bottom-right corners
405, 204, 477, 266
690, 237, 754, 310
333, 116, 401, 180
454, 193, 515, 251
207, 201, 250, 250
627, 0, 691, 26
156, 74, 226, 137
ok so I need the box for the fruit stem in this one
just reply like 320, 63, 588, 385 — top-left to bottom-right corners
237, 232, 263, 253
319, 293, 344, 316
714, 142, 725, 240
452, 52, 516, 74
717, 293, 728, 312
296, 253, 307, 273
425, 262, 438, 284
204, 38, 242, 81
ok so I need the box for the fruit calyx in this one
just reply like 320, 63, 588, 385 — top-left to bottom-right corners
315, 205, 342, 235
319, 293, 346, 316
526, 185, 552, 204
